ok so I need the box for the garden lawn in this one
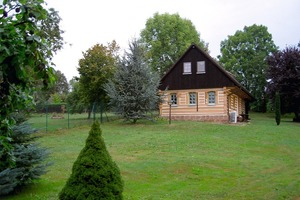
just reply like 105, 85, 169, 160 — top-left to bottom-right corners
3, 113, 300, 200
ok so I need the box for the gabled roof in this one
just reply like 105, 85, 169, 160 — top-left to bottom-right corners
160, 44, 255, 101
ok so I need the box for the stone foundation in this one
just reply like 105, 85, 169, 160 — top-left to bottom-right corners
161, 115, 228, 123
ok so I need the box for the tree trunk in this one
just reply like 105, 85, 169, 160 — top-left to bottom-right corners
87, 110, 91, 119
261, 96, 267, 113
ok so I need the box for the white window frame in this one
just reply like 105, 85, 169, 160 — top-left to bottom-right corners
208, 91, 216, 105
170, 93, 177, 105
183, 62, 192, 74
197, 61, 205, 74
189, 93, 197, 105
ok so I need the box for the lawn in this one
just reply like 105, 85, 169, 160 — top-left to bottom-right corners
3, 113, 300, 200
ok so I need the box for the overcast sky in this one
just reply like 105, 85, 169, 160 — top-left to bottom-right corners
47, 0, 300, 80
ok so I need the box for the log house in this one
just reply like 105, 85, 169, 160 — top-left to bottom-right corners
159, 44, 254, 122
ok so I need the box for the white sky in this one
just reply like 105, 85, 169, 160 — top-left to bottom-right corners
47, 0, 300, 81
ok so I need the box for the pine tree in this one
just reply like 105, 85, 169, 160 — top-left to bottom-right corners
0, 114, 50, 196
275, 92, 281, 125
104, 39, 161, 123
59, 121, 123, 199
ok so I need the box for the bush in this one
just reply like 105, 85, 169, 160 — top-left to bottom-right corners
0, 119, 50, 196
59, 121, 123, 199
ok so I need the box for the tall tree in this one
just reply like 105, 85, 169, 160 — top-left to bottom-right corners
140, 12, 208, 76
267, 45, 300, 122
0, 0, 64, 167
218, 24, 277, 112
77, 41, 119, 118
104, 40, 160, 123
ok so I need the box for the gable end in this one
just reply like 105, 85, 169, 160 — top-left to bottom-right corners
159, 44, 254, 101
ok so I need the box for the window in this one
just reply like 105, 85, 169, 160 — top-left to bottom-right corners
197, 61, 205, 74
208, 91, 215, 105
189, 93, 197, 105
183, 62, 192, 74
170, 93, 177, 105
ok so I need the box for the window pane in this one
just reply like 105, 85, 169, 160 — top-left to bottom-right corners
183, 62, 191, 74
189, 93, 196, 105
197, 61, 205, 73
171, 94, 177, 105
208, 91, 215, 104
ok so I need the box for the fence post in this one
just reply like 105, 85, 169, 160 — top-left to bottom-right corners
92, 102, 96, 121
100, 101, 103, 123
168, 101, 172, 125
46, 101, 48, 133
67, 103, 70, 129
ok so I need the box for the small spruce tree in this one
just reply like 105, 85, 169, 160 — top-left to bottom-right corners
275, 92, 281, 125
0, 114, 50, 196
59, 121, 123, 200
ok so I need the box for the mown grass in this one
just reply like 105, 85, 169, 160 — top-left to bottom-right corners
3, 113, 300, 199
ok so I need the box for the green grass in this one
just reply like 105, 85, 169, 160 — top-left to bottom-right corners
3, 113, 300, 199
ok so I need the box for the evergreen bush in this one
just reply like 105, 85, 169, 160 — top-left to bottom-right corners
0, 115, 50, 196
59, 121, 123, 199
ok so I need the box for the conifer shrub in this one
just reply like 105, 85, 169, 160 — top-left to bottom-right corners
59, 121, 123, 199
0, 113, 50, 196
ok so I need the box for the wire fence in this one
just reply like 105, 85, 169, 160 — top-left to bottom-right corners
29, 103, 119, 132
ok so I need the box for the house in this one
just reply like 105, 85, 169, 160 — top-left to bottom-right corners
158, 44, 254, 123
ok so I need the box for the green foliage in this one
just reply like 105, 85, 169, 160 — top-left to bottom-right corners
275, 92, 281, 125
267, 45, 300, 121
0, 116, 50, 196
53, 70, 69, 95
50, 93, 62, 104
218, 24, 277, 112
140, 12, 208, 76
34, 70, 69, 107
105, 39, 161, 123
59, 121, 123, 200
0, 0, 64, 167
66, 78, 86, 114
77, 41, 119, 115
